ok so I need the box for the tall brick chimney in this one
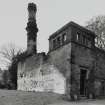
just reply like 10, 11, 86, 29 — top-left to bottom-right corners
26, 3, 38, 54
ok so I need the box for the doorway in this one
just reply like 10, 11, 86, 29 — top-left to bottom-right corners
80, 69, 87, 96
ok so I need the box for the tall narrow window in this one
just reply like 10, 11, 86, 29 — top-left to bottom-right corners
76, 32, 81, 41
57, 36, 61, 46
82, 36, 86, 45
62, 33, 67, 43
77, 34, 79, 40
53, 39, 56, 49
87, 39, 91, 47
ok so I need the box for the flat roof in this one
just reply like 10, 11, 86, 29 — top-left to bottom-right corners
49, 21, 96, 40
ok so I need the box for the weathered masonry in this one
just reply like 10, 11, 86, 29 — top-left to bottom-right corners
17, 3, 105, 99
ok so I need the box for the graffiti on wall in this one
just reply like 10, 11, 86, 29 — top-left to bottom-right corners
18, 65, 66, 94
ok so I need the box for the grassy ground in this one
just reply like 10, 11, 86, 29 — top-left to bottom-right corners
49, 99, 105, 105
0, 89, 105, 105
0, 89, 63, 105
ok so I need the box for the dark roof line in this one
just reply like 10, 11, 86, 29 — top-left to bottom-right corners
49, 21, 96, 39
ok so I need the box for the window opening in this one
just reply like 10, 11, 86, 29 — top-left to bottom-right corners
57, 36, 61, 46
76, 32, 81, 41
62, 33, 67, 42
53, 39, 56, 49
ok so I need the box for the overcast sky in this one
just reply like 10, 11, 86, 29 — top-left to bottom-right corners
0, 0, 105, 68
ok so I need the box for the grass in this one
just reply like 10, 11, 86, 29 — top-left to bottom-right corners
0, 89, 63, 105
0, 89, 105, 105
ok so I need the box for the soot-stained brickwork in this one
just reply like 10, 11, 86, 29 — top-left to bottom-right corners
18, 2, 105, 99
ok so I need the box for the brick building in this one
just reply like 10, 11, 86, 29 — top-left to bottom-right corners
17, 3, 105, 99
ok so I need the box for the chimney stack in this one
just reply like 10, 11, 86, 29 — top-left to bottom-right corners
26, 3, 38, 54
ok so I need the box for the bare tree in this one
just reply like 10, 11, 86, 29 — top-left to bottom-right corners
0, 43, 24, 89
0, 43, 23, 69
86, 15, 105, 49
